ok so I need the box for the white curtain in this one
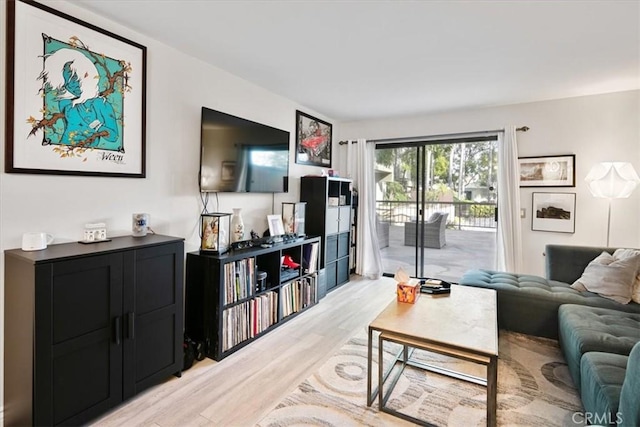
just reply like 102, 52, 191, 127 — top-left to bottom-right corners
346, 139, 383, 279
496, 126, 523, 272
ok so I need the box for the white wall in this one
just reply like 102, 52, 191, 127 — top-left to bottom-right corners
336, 90, 640, 276
0, 0, 333, 413
0, 1, 333, 250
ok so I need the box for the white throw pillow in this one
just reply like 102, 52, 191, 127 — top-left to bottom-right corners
632, 275, 640, 304
615, 249, 640, 304
571, 250, 640, 304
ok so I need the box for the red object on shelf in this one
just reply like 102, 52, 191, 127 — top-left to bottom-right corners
281, 255, 300, 269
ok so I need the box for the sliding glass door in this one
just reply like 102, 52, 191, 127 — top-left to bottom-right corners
375, 137, 498, 282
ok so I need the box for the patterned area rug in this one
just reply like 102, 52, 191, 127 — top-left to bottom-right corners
257, 329, 584, 426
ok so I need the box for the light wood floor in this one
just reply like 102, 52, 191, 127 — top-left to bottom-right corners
91, 275, 400, 426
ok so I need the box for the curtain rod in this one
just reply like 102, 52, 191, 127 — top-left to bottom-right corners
338, 126, 530, 145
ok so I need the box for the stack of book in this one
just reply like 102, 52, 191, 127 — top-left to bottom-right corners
280, 267, 299, 283
419, 278, 452, 295
281, 275, 317, 318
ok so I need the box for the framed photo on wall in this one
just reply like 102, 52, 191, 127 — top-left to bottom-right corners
532, 192, 576, 233
295, 110, 332, 167
5, 0, 147, 177
518, 155, 575, 187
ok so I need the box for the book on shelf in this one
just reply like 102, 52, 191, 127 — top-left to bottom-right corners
280, 267, 299, 283
302, 242, 319, 273
281, 275, 317, 319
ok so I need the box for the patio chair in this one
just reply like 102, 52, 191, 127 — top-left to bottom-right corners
404, 212, 448, 249
377, 216, 390, 249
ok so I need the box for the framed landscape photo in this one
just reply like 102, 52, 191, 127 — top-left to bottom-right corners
518, 155, 575, 187
5, 0, 147, 177
295, 110, 332, 167
532, 192, 576, 233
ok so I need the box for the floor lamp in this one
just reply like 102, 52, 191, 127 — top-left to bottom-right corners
585, 162, 640, 247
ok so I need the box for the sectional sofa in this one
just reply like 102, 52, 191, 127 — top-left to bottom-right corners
460, 244, 640, 426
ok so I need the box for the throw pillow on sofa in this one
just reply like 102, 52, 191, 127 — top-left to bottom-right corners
617, 249, 640, 304
571, 249, 640, 304
632, 276, 640, 304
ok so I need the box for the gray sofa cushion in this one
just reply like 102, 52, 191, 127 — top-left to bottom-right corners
545, 244, 617, 284
580, 351, 627, 426
558, 304, 640, 391
459, 270, 640, 339
619, 342, 640, 427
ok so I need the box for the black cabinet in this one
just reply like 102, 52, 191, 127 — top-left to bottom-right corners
185, 237, 320, 361
300, 176, 353, 293
4, 235, 184, 426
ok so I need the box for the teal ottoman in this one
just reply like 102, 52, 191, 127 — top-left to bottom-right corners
618, 342, 640, 427
558, 304, 640, 391
580, 351, 627, 426
580, 342, 640, 427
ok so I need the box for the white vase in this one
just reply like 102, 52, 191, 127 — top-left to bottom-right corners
231, 208, 245, 242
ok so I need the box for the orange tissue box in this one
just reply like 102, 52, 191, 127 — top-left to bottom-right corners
397, 280, 420, 304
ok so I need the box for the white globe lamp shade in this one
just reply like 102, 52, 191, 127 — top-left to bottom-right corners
585, 162, 640, 199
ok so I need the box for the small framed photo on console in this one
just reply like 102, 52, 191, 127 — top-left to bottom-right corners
267, 214, 285, 237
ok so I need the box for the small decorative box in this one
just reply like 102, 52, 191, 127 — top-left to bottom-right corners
397, 279, 420, 304
84, 223, 107, 242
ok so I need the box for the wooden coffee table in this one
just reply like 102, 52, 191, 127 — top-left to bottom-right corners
367, 285, 498, 426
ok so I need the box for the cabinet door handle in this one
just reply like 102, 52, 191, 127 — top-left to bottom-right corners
127, 312, 135, 340
114, 316, 122, 345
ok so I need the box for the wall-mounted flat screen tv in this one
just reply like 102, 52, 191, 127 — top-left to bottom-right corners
199, 107, 290, 193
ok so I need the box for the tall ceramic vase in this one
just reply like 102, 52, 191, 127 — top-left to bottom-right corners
231, 208, 245, 242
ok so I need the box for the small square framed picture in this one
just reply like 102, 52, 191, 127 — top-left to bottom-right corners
532, 192, 576, 233
267, 214, 285, 236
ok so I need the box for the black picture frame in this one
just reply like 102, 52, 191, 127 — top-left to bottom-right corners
531, 192, 576, 233
518, 154, 575, 187
295, 110, 332, 167
5, 0, 147, 177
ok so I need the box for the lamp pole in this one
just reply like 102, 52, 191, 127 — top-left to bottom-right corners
606, 198, 612, 247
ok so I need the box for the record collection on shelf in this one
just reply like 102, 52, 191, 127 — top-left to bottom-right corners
281, 275, 317, 319
186, 236, 322, 361
224, 257, 256, 304
222, 291, 277, 352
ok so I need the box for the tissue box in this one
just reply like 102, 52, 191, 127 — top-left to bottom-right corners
397, 280, 420, 304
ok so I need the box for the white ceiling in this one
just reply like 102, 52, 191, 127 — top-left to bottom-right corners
72, 0, 640, 122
